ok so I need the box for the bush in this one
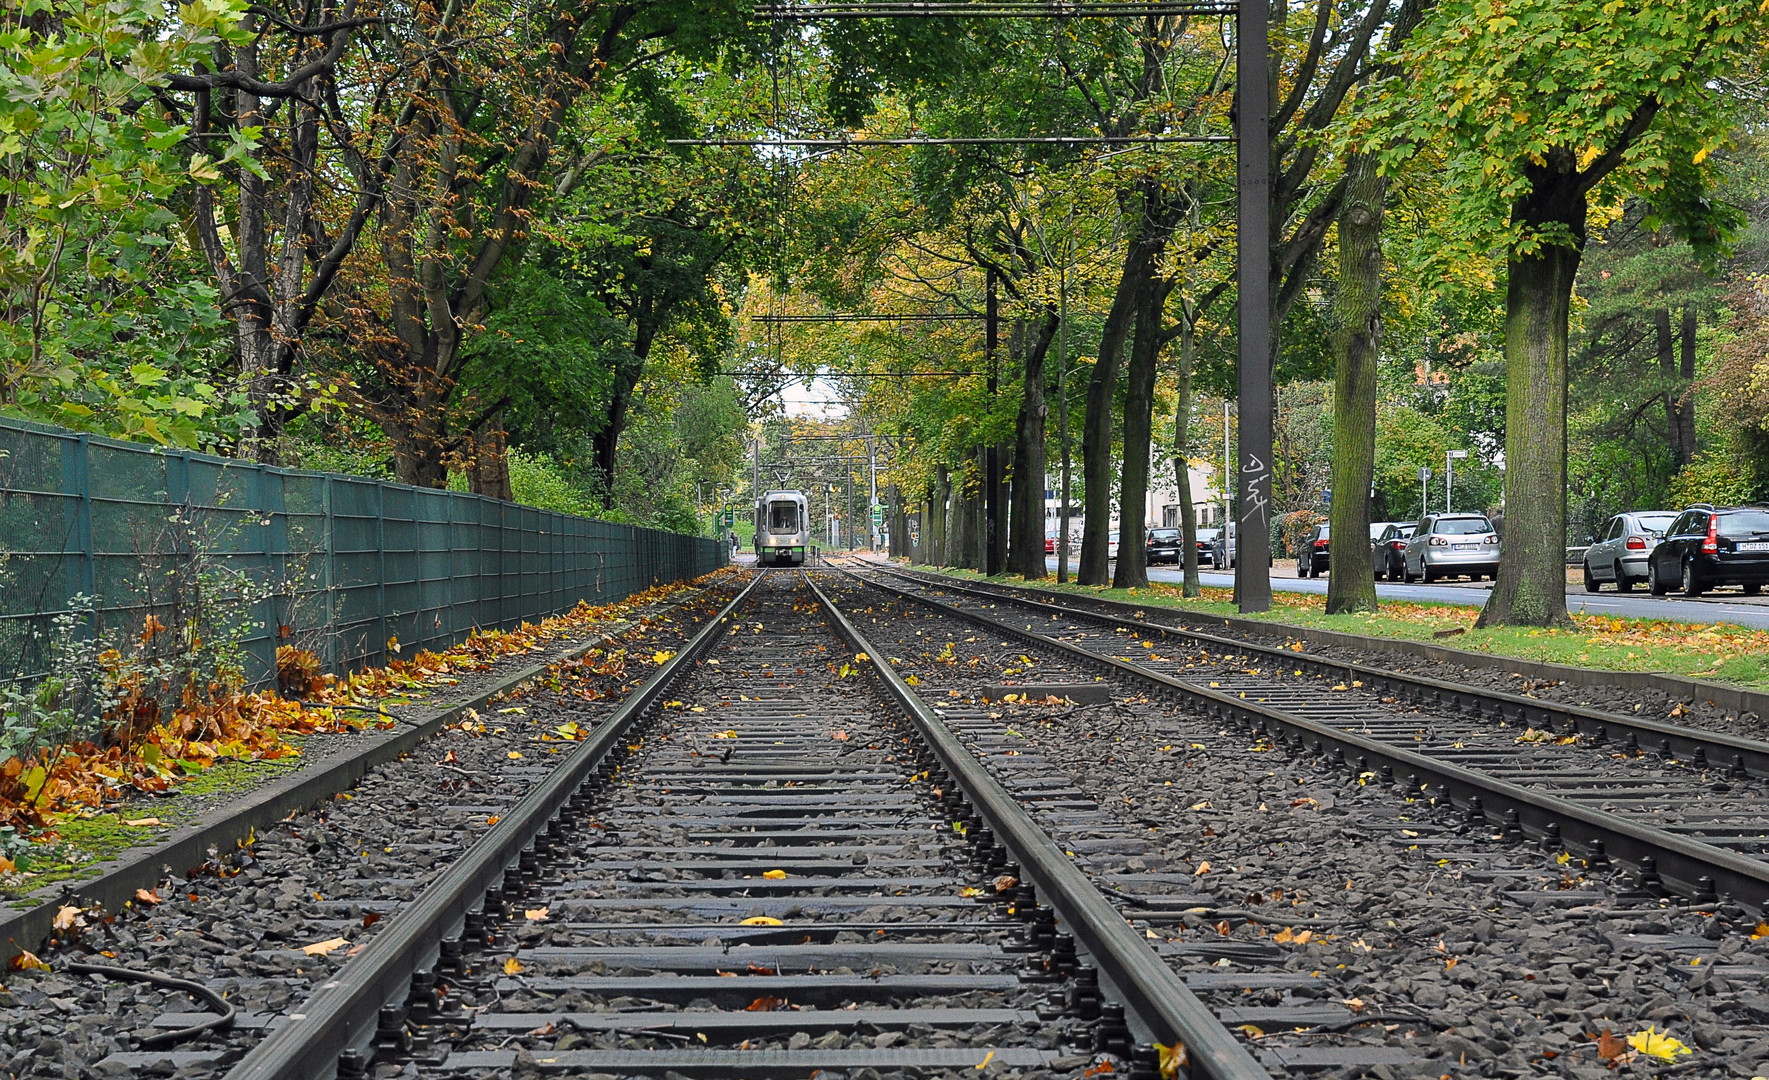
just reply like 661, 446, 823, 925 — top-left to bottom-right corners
507, 449, 597, 517
1667, 453, 1757, 508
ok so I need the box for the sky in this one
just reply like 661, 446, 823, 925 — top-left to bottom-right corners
778, 376, 848, 418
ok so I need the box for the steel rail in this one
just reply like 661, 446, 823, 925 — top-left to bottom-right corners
864, 562, 1769, 780
221, 573, 766, 1080
803, 572, 1274, 1080
829, 566, 1769, 910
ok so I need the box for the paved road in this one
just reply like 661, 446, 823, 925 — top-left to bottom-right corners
1039, 557, 1769, 631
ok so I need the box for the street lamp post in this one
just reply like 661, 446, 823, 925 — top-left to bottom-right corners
1446, 449, 1468, 513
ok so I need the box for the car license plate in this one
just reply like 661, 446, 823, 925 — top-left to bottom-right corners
1739, 541, 1769, 552
1453, 543, 1477, 551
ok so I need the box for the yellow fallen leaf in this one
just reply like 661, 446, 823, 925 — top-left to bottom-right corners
52, 906, 81, 932
524, 907, 549, 921
974, 1049, 994, 1070
122, 817, 163, 827
959, 886, 986, 898
1273, 927, 1294, 944
134, 888, 161, 905
301, 937, 349, 956
504, 957, 525, 975
905, 675, 920, 685
508, 751, 523, 759
652, 650, 675, 664
1754, 921, 1769, 940
762, 869, 787, 879
0, 855, 14, 873
10, 950, 49, 971
1195, 860, 1212, 875
497, 707, 526, 715
1628, 1026, 1692, 1061
741, 916, 784, 926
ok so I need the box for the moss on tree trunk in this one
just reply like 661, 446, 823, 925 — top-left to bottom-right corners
1478, 181, 1583, 630
1326, 153, 1385, 616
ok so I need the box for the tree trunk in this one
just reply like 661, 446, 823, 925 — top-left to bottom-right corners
930, 470, 949, 565
1173, 312, 1201, 598
1009, 311, 1059, 578
1056, 309, 1074, 585
1678, 305, 1697, 465
1325, 152, 1385, 616
1477, 184, 1582, 629
470, 413, 514, 501
1113, 284, 1166, 589
1080, 201, 1157, 585
1657, 308, 1682, 464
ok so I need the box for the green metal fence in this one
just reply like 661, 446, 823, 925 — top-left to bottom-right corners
0, 417, 725, 694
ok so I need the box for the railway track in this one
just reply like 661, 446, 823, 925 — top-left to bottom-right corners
829, 559, 1769, 911
192, 571, 1274, 1080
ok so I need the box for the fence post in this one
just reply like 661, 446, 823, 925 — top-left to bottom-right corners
60, 435, 95, 607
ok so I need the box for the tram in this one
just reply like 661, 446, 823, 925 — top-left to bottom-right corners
754, 490, 811, 566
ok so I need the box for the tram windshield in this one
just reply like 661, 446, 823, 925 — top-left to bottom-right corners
768, 501, 800, 533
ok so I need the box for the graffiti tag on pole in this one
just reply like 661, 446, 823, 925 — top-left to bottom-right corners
1239, 453, 1269, 523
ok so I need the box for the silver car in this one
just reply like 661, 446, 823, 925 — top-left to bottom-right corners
1402, 514, 1500, 582
1583, 511, 1676, 593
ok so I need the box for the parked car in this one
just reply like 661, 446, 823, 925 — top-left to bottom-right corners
1647, 505, 1769, 597
1401, 514, 1500, 582
1296, 523, 1330, 577
1195, 527, 1220, 567
1147, 527, 1182, 564
1371, 522, 1415, 581
1045, 535, 1056, 555
1107, 531, 1120, 559
1209, 522, 1271, 569
1582, 511, 1676, 593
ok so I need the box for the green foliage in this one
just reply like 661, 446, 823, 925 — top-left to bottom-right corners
1666, 452, 1757, 508
1388, 0, 1760, 256
508, 450, 600, 518
0, 0, 256, 449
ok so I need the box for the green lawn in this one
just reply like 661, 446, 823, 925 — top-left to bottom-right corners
904, 564, 1769, 692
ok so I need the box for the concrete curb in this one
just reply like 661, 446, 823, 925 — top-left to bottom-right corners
0, 580, 723, 964
888, 562, 1769, 720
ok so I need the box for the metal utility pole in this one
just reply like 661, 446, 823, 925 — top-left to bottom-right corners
984, 267, 1002, 576
868, 433, 878, 551
1447, 449, 1468, 512
1234, 0, 1272, 612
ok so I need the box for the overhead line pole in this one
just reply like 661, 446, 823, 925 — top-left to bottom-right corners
1234, 0, 1272, 613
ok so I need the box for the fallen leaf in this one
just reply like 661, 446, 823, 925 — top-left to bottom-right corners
52, 906, 81, 932
746, 995, 786, 1012
1628, 1026, 1692, 1061
134, 888, 161, 906
1195, 860, 1212, 875
741, 916, 784, 926
302, 937, 349, 956
504, 957, 525, 975
830, 730, 850, 741
747, 963, 776, 975
762, 869, 788, 879
497, 706, 526, 715
959, 886, 985, 898
524, 907, 550, 921
507, 751, 523, 759
10, 950, 48, 971
1592, 1028, 1629, 1063
122, 817, 163, 827
363, 913, 382, 928
993, 874, 1019, 893
974, 1050, 994, 1070
486, 816, 501, 825
652, 650, 675, 664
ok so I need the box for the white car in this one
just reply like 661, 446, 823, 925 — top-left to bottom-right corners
1583, 511, 1676, 592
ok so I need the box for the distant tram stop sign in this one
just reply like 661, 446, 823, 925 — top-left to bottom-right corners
871, 504, 885, 527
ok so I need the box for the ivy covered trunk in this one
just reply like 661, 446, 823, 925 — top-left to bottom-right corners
1326, 153, 1385, 615
1478, 180, 1583, 630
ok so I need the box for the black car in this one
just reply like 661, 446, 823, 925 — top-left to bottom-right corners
1296, 523, 1329, 577
1146, 527, 1182, 565
1646, 505, 1769, 597
1372, 522, 1416, 581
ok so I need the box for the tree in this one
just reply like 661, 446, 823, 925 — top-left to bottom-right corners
1393, 0, 1761, 628
1, 0, 258, 448
1325, 153, 1385, 614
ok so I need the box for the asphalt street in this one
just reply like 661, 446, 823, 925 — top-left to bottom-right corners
1037, 557, 1769, 631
